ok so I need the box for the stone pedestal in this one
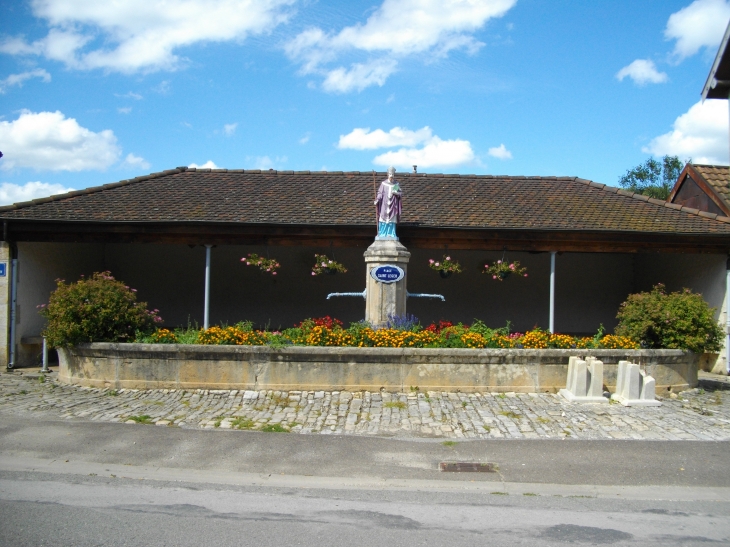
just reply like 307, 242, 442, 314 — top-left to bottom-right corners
364, 239, 410, 327
611, 360, 661, 406
559, 356, 608, 403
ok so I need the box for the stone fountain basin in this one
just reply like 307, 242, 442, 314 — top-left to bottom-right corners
58, 344, 697, 393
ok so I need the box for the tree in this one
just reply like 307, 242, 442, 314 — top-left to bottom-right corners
618, 155, 685, 200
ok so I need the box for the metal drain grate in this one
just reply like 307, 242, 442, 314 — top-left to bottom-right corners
439, 461, 497, 473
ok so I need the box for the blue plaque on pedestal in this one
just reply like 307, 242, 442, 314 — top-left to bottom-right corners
0, 263, 6, 277
370, 265, 404, 284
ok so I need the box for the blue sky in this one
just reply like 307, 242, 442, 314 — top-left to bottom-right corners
1, 0, 729, 205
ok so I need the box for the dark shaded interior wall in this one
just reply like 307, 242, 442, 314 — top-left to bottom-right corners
104, 244, 636, 334
15, 243, 726, 349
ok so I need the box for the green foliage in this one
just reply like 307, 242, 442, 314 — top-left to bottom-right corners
615, 284, 722, 353
260, 423, 289, 433
618, 155, 685, 200
39, 271, 160, 348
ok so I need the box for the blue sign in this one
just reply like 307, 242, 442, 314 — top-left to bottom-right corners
370, 265, 404, 284
0, 263, 6, 277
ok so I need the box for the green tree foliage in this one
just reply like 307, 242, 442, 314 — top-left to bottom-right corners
39, 271, 161, 347
618, 155, 685, 200
615, 284, 722, 353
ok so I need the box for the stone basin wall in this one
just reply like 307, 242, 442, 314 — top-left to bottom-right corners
57, 344, 698, 393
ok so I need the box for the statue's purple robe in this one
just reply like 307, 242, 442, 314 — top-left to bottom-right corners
375, 180, 402, 224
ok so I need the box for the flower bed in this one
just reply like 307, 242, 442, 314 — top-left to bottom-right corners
137, 317, 639, 350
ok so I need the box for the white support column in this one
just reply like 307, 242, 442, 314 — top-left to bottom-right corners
549, 251, 556, 333
203, 245, 212, 330
726, 257, 730, 374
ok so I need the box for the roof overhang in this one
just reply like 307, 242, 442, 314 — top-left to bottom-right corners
703, 21, 730, 100
4, 219, 730, 254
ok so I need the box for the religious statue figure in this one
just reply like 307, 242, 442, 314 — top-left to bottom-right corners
374, 166, 402, 239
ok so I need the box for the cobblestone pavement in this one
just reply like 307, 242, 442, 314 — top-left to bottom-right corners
2, 371, 730, 440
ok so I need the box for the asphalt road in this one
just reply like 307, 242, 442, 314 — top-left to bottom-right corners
1, 415, 729, 546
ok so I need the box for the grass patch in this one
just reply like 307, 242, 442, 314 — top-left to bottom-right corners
19, 390, 28, 395
490, 491, 508, 495
260, 423, 289, 433
483, 425, 491, 432
231, 417, 255, 430
128, 415, 153, 424
213, 416, 224, 428
536, 416, 550, 424
442, 440, 458, 447
37, 375, 45, 384
461, 401, 468, 408
106, 390, 119, 396
384, 401, 406, 410
523, 492, 537, 497
499, 411, 521, 419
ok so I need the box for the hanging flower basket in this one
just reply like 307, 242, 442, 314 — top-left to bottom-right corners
483, 260, 527, 281
241, 253, 280, 275
311, 254, 347, 276
429, 255, 463, 277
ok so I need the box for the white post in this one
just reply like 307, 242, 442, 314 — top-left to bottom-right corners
726, 258, 730, 374
549, 251, 556, 333
203, 245, 212, 330
8, 258, 17, 369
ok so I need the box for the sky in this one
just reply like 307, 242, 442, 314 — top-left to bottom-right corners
0, 0, 729, 205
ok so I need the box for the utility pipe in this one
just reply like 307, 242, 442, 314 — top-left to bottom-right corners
549, 251, 556, 333
203, 245, 212, 330
40, 337, 49, 373
8, 257, 17, 369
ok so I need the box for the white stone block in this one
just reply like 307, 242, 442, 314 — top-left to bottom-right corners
611, 361, 661, 406
559, 355, 608, 403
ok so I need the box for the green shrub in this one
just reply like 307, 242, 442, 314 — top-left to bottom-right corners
39, 271, 161, 348
615, 284, 722, 353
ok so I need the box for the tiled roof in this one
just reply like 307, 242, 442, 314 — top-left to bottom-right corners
2, 167, 730, 235
692, 164, 730, 209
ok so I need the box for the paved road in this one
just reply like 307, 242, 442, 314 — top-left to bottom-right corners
1, 414, 730, 546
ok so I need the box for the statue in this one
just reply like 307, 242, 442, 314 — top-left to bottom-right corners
374, 166, 402, 239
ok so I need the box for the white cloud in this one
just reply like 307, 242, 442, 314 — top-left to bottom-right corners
286, 0, 517, 92
299, 132, 311, 144
615, 59, 668, 86
249, 155, 287, 170
188, 160, 219, 169
0, 110, 121, 171
488, 143, 512, 160
117, 107, 132, 114
0, 181, 74, 205
0, 68, 51, 93
153, 80, 171, 94
373, 137, 474, 169
643, 100, 729, 164
0, 0, 296, 74
115, 91, 143, 100
223, 123, 237, 136
665, 0, 730, 61
338, 126, 433, 150
123, 153, 150, 170
321, 59, 398, 93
